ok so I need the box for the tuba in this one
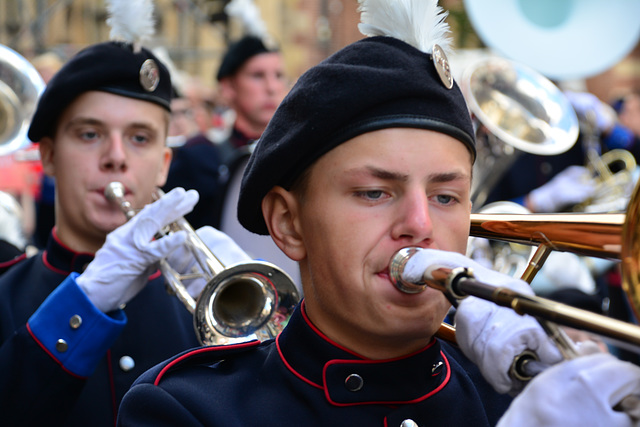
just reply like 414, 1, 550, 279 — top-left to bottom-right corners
0, 45, 45, 250
460, 0, 640, 210
0, 45, 45, 156
461, 56, 579, 209
104, 182, 301, 346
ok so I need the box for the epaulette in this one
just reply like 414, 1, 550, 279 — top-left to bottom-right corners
153, 339, 261, 386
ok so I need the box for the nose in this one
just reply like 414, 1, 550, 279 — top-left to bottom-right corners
100, 134, 128, 173
391, 191, 433, 245
265, 73, 283, 95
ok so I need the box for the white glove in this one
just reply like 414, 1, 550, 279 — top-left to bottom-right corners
565, 90, 617, 132
497, 352, 640, 427
527, 165, 596, 212
402, 248, 563, 395
77, 188, 199, 313
166, 225, 252, 298
530, 252, 596, 295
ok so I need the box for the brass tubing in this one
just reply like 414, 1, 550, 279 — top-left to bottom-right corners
470, 212, 624, 259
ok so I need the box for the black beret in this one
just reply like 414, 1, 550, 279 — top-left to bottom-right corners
216, 35, 277, 81
238, 36, 475, 235
28, 41, 172, 142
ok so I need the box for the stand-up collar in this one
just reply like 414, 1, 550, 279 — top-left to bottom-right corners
42, 229, 95, 275
276, 302, 451, 406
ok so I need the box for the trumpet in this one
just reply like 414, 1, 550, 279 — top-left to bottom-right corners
104, 182, 301, 346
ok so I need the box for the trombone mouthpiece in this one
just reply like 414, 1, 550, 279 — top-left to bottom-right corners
389, 247, 428, 294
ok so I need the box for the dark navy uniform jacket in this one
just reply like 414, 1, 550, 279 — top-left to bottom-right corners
0, 239, 25, 275
119, 302, 512, 426
163, 128, 252, 230
0, 229, 200, 426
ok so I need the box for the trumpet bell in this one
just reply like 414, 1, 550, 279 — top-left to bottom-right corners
195, 261, 299, 345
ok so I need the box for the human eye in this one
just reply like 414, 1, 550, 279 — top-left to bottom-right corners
431, 193, 459, 206
251, 70, 265, 80
354, 189, 389, 202
131, 133, 150, 145
128, 129, 156, 146
77, 128, 100, 142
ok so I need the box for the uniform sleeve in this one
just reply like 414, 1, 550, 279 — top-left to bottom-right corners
118, 383, 206, 427
0, 272, 127, 424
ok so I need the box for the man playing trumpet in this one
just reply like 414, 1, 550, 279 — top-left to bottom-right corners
0, 0, 248, 425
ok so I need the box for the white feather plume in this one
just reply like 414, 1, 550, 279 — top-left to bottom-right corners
357, 0, 452, 55
106, 0, 156, 50
225, 0, 269, 39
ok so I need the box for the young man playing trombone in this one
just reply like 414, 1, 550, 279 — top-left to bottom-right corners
0, 1, 249, 425
119, 0, 640, 425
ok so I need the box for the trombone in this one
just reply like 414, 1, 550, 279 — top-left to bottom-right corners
105, 182, 301, 346
389, 175, 640, 353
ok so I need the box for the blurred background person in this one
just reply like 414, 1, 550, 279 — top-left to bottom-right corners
163, 33, 287, 230
167, 89, 202, 149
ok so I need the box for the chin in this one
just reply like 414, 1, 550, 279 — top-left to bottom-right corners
92, 213, 127, 235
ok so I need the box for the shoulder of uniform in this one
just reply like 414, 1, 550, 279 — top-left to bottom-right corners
150, 340, 263, 386
0, 252, 29, 276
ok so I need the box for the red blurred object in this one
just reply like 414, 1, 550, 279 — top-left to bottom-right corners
0, 144, 43, 197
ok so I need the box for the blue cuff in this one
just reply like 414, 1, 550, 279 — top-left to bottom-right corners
28, 272, 127, 377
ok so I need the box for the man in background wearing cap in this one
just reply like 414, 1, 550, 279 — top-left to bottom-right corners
163, 35, 287, 230
0, 37, 250, 425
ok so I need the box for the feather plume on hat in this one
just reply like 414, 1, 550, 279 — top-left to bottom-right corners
224, 0, 269, 39
224, 0, 277, 48
106, 0, 156, 52
357, 0, 453, 56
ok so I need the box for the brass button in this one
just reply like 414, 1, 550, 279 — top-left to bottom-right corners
55, 339, 68, 352
344, 373, 363, 392
119, 355, 136, 372
69, 315, 82, 329
401, 420, 419, 427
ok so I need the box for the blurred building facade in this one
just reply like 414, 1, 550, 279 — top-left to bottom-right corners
0, 0, 484, 90
0, 0, 637, 100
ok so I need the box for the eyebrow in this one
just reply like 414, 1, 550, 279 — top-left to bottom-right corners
64, 117, 159, 132
344, 165, 469, 183
63, 117, 103, 131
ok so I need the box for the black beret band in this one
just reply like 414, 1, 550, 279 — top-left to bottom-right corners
28, 41, 172, 142
238, 36, 476, 235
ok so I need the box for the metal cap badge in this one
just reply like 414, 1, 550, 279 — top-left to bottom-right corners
139, 58, 160, 92
432, 44, 453, 90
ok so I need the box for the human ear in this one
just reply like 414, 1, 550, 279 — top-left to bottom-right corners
218, 78, 236, 104
262, 186, 306, 261
155, 146, 173, 187
39, 137, 56, 177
